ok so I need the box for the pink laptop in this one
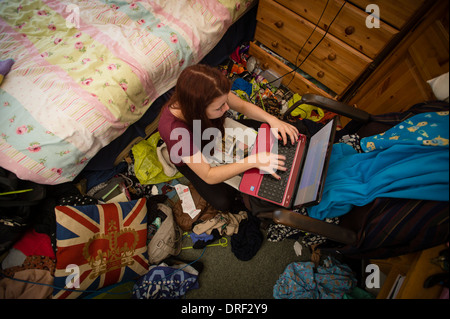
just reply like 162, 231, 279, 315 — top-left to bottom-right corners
239, 117, 337, 209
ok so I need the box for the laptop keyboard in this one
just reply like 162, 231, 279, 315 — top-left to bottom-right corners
257, 139, 298, 203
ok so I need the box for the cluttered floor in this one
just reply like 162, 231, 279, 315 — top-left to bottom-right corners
0, 44, 368, 300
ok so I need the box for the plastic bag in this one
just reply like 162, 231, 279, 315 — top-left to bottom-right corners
288, 93, 325, 121
132, 132, 183, 185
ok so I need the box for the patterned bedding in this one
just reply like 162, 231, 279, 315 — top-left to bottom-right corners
0, 0, 254, 184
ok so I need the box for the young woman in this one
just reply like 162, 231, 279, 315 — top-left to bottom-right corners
158, 64, 299, 211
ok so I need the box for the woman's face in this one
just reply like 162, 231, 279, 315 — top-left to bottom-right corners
205, 94, 229, 119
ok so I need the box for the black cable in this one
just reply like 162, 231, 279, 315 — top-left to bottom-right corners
279, 0, 331, 91
254, 0, 347, 102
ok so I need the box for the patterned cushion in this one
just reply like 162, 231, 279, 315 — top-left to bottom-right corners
53, 198, 148, 299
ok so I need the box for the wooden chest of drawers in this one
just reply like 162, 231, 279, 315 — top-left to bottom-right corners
250, 0, 427, 100
348, 0, 449, 116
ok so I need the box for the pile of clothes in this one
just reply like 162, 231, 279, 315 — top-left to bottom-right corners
218, 45, 336, 125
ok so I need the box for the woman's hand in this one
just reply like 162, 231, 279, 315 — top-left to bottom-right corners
227, 93, 299, 145
267, 117, 299, 145
247, 152, 287, 180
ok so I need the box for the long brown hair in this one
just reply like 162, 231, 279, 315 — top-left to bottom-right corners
168, 64, 231, 135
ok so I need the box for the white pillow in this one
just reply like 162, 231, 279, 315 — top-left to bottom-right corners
427, 72, 449, 102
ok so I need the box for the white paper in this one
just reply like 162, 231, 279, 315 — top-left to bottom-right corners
293, 241, 303, 256
175, 184, 201, 219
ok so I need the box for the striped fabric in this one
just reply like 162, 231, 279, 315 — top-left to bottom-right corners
334, 198, 449, 259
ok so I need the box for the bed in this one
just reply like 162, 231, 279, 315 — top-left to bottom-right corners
0, 0, 256, 185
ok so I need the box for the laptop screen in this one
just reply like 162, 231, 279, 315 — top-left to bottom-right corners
293, 118, 335, 207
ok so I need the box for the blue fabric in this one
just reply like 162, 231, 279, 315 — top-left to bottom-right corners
231, 77, 253, 97
307, 112, 449, 220
273, 257, 356, 299
361, 111, 449, 151
190, 232, 214, 244
82, 161, 128, 191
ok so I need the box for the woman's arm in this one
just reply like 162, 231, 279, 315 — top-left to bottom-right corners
227, 92, 299, 145
182, 150, 286, 185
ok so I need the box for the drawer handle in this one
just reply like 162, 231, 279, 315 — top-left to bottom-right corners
274, 21, 284, 28
317, 71, 325, 78
327, 53, 336, 61
271, 41, 279, 48
345, 26, 355, 35
262, 63, 269, 70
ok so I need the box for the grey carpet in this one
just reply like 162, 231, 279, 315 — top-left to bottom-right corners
177, 230, 311, 299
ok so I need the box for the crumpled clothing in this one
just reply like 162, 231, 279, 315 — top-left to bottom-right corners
273, 257, 356, 299
11, 229, 55, 259
266, 223, 302, 242
0, 269, 53, 299
232, 77, 253, 97
190, 232, 214, 244
231, 213, 263, 261
361, 111, 449, 152
308, 112, 449, 220
132, 263, 199, 299
287, 93, 325, 121
192, 211, 247, 236
1, 255, 55, 278
266, 207, 339, 247
338, 134, 363, 153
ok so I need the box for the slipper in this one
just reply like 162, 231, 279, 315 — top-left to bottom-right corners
156, 141, 178, 177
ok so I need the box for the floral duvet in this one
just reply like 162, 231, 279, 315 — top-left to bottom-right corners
0, 0, 254, 184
